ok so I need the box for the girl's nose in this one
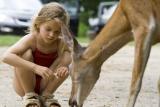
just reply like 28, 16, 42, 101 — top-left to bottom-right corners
49, 32, 55, 38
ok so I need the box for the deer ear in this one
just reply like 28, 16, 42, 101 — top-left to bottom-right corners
61, 24, 87, 58
73, 38, 86, 57
61, 24, 73, 50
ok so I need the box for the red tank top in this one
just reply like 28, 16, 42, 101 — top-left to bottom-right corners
32, 48, 58, 94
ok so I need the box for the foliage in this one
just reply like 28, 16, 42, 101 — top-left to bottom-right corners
78, 22, 89, 37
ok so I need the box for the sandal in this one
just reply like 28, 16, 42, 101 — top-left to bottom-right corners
23, 92, 41, 107
40, 94, 61, 107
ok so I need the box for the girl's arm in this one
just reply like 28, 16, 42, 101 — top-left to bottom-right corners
49, 51, 71, 71
2, 35, 36, 71
2, 35, 57, 79
49, 51, 71, 78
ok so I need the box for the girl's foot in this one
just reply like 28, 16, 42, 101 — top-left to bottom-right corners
40, 94, 61, 107
23, 92, 41, 107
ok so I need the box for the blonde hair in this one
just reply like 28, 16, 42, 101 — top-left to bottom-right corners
29, 2, 70, 33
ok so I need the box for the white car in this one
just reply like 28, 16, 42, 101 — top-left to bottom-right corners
0, 0, 42, 34
88, 1, 118, 39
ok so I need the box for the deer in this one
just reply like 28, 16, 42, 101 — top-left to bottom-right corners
61, 0, 160, 107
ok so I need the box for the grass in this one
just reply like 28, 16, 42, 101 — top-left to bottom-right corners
0, 35, 21, 46
0, 34, 90, 46
0, 22, 90, 46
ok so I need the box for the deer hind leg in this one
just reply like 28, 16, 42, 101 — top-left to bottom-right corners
127, 16, 156, 107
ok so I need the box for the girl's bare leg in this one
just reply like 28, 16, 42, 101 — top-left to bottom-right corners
41, 75, 68, 95
40, 76, 68, 107
13, 49, 40, 107
13, 49, 35, 96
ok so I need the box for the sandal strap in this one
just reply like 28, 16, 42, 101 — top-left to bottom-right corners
46, 99, 61, 107
41, 94, 61, 107
41, 94, 54, 99
23, 92, 41, 107
23, 92, 39, 99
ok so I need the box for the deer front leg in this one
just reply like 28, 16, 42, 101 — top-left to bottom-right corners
127, 22, 156, 107
158, 77, 160, 107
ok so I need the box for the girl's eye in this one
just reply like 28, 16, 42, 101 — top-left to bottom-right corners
46, 28, 52, 31
55, 31, 60, 35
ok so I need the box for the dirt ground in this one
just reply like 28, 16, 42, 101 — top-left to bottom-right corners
0, 45, 159, 107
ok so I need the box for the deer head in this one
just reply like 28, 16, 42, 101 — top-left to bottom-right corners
62, 25, 100, 107
68, 38, 101, 107
61, 24, 102, 107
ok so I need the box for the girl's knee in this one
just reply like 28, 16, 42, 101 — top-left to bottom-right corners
13, 76, 25, 97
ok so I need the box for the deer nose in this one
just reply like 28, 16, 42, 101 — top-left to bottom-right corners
69, 98, 78, 107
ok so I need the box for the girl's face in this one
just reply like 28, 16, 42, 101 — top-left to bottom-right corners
38, 19, 61, 44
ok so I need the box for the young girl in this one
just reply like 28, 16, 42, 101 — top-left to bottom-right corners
2, 2, 71, 107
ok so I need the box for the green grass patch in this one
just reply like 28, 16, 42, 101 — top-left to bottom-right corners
0, 35, 21, 46
0, 34, 90, 46
0, 21, 90, 46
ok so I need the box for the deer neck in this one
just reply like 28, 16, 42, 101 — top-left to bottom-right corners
84, 31, 133, 68
83, 4, 131, 59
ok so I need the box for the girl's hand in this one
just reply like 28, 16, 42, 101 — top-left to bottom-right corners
33, 65, 53, 80
56, 66, 69, 78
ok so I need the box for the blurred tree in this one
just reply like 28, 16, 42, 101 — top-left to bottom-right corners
40, 0, 55, 4
39, 0, 119, 36
79, 0, 119, 23
40, 0, 118, 12
80, 0, 119, 11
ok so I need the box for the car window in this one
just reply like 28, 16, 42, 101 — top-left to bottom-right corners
101, 3, 118, 20
59, 0, 78, 6
59, 0, 79, 16
102, 4, 117, 15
